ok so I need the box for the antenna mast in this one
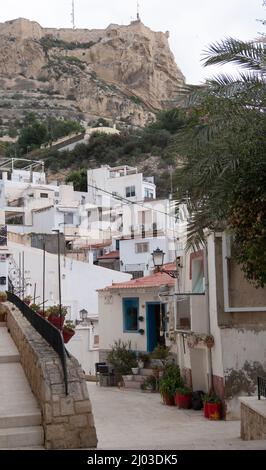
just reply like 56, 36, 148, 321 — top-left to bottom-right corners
137, 1, 140, 21
71, 0, 76, 29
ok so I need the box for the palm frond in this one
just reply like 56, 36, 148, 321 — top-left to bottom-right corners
202, 38, 265, 72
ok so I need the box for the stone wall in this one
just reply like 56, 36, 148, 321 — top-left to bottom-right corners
240, 398, 266, 440
6, 303, 97, 449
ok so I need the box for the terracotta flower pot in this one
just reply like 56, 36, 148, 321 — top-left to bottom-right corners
175, 392, 192, 409
63, 328, 75, 344
37, 310, 46, 318
162, 393, 175, 406
208, 403, 222, 420
48, 314, 65, 329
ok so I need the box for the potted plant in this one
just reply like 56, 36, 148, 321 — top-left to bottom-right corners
30, 303, 46, 317
159, 377, 176, 405
107, 340, 138, 382
159, 363, 183, 406
0, 291, 7, 323
131, 366, 139, 375
204, 335, 215, 349
203, 392, 222, 420
175, 386, 192, 409
62, 320, 76, 344
23, 295, 32, 305
141, 376, 157, 393
150, 345, 171, 377
138, 353, 150, 368
47, 305, 67, 329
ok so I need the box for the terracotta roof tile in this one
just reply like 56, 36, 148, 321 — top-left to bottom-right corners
98, 250, 120, 260
105, 270, 175, 290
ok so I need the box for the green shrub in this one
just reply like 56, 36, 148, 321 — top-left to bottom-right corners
107, 340, 138, 377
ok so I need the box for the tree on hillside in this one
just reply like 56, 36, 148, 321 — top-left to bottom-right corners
174, 37, 266, 287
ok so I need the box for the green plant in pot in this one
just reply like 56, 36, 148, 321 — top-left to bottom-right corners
203, 392, 222, 420
47, 305, 68, 329
159, 363, 183, 406
63, 320, 76, 344
175, 386, 192, 409
107, 340, 138, 381
0, 291, 7, 322
150, 345, 171, 377
141, 375, 157, 392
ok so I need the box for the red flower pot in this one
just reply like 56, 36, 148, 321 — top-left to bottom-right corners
63, 328, 75, 344
162, 393, 175, 406
37, 310, 46, 318
204, 403, 210, 418
175, 392, 192, 409
208, 403, 222, 420
48, 314, 65, 330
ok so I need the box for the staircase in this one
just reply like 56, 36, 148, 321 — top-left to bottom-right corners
0, 325, 44, 449
123, 368, 155, 390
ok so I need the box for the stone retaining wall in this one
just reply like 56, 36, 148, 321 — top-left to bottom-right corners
6, 303, 97, 449
240, 399, 266, 440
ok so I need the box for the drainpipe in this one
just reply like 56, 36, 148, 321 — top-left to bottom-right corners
203, 243, 214, 391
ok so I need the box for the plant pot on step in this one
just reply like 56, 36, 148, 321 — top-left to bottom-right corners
62, 328, 75, 344
175, 387, 192, 409
131, 367, 139, 375
162, 393, 175, 406
208, 403, 222, 420
48, 314, 65, 329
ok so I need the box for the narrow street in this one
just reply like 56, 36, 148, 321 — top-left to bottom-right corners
87, 383, 266, 450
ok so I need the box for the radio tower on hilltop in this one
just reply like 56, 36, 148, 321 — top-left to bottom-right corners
71, 0, 76, 29
137, 1, 141, 21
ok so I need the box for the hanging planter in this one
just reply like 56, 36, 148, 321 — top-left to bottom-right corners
187, 333, 199, 349
204, 335, 215, 348
138, 328, 145, 335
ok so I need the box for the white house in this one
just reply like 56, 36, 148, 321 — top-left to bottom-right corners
98, 265, 175, 362
87, 165, 156, 206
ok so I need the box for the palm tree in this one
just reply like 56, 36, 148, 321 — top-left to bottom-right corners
174, 37, 266, 286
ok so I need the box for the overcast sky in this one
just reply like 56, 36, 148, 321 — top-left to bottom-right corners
1, 0, 264, 84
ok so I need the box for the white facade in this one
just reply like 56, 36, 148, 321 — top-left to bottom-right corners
9, 241, 131, 320
67, 323, 100, 377
87, 165, 156, 205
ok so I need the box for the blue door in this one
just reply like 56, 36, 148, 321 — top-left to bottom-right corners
146, 303, 160, 353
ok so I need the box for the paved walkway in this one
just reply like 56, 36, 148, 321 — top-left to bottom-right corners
87, 383, 266, 450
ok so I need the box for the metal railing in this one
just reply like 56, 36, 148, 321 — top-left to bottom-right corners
258, 376, 266, 400
7, 291, 68, 395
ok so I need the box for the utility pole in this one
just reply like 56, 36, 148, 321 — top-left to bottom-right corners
53, 229, 62, 331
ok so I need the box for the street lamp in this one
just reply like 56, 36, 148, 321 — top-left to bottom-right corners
152, 247, 165, 268
52, 229, 63, 330
151, 248, 178, 279
80, 309, 88, 322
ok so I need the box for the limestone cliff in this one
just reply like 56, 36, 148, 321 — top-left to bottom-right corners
0, 18, 185, 127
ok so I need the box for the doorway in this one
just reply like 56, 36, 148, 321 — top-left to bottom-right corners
146, 302, 166, 353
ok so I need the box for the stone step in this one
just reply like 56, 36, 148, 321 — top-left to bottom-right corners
0, 354, 20, 363
0, 426, 44, 449
0, 412, 42, 429
123, 381, 142, 390
132, 375, 146, 383
139, 368, 155, 376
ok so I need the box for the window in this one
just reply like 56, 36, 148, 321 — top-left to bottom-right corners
93, 335, 99, 347
123, 298, 139, 332
125, 186, 136, 198
64, 212, 74, 225
144, 188, 154, 199
135, 242, 149, 254
40, 193, 48, 198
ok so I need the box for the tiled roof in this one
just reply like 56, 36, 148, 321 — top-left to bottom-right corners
98, 250, 120, 260
103, 270, 175, 291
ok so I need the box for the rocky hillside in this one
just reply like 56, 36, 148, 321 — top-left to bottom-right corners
0, 18, 185, 130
